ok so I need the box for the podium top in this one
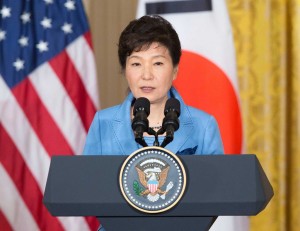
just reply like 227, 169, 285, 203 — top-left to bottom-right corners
43, 154, 273, 217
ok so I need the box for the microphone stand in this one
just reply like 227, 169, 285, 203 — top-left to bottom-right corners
146, 125, 175, 148
142, 127, 174, 148
147, 128, 159, 147
134, 126, 148, 147
135, 137, 148, 147
157, 127, 173, 148
134, 128, 160, 147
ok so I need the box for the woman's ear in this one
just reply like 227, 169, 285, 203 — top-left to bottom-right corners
172, 65, 179, 80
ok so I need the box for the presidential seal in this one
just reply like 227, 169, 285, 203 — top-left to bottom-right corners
119, 147, 186, 213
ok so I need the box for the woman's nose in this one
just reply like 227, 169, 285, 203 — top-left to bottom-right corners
142, 65, 153, 80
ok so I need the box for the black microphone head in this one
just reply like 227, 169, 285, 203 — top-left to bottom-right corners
133, 97, 150, 116
164, 98, 180, 117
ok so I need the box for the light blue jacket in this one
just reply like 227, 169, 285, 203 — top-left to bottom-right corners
83, 87, 224, 156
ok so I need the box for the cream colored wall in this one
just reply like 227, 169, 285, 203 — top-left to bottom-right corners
83, 0, 138, 109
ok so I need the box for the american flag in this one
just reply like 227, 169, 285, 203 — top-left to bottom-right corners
0, 0, 99, 230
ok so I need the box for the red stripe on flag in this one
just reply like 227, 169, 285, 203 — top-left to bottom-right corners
49, 50, 96, 132
85, 216, 100, 231
174, 51, 243, 154
84, 31, 94, 50
0, 125, 65, 231
0, 211, 13, 231
11, 78, 99, 230
12, 79, 74, 156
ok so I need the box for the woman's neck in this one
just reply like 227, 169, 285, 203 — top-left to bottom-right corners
147, 101, 166, 128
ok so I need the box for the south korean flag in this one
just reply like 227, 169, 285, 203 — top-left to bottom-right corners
137, 1, 247, 230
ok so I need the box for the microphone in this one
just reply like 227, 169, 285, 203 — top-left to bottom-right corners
159, 98, 181, 148
132, 97, 150, 147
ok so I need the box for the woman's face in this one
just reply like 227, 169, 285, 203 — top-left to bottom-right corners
125, 42, 178, 105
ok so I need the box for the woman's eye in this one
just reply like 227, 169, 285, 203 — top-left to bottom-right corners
154, 62, 163, 66
131, 63, 140, 66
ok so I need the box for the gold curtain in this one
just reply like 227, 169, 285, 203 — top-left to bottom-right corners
227, 0, 300, 230
84, 0, 300, 230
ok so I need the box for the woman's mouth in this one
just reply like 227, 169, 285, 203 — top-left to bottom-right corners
141, 87, 155, 93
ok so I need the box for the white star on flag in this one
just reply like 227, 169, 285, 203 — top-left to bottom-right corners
20, 12, 31, 24
64, 0, 76, 10
13, 58, 25, 71
44, 0, 54, 4
0, 29, 6, 41
36, 40, 49, 52
61, 23, 73, 34
18, 36, 29, 47
0, 6, 11, 18
41, 17, 52, 29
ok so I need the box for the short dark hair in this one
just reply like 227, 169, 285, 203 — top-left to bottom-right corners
118, 15, 181, 70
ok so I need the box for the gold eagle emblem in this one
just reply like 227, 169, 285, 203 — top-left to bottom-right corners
136, 165, 173, 202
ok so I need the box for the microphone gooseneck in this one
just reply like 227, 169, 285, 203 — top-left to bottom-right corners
159, 98, 181, 148
131, 97, 150, 147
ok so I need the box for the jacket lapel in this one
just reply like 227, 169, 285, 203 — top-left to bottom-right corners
112, 93, 138, 155
165, 103, 194, 154
165, 87, 195, 154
